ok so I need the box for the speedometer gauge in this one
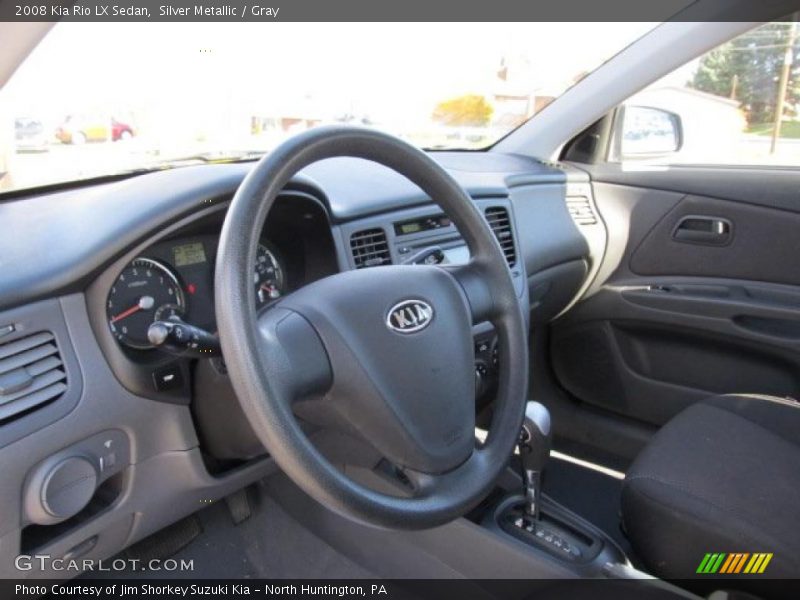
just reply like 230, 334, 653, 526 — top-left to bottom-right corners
254, 244, 285, 309
107, 258, 185, 349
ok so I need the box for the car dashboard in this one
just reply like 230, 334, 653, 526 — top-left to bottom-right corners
0, 152, 603, 577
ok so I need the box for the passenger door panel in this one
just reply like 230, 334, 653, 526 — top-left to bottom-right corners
630, 194, 800, 286
551, 172, 800, 434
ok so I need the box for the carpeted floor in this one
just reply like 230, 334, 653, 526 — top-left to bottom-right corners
87, 482, 376, 579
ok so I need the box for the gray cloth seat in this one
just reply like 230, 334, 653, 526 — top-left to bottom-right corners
621, 394, 800, 579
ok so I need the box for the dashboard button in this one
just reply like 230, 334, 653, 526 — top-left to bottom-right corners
153, 365, 183, 392
99, 452, 117, 472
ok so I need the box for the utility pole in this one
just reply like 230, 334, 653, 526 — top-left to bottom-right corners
771, 17, 798, 154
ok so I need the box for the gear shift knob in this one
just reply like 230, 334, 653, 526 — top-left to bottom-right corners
518, 401, 552, 520
520, 402, 552, 470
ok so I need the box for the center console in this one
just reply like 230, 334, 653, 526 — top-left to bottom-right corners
490, 496, 626, 568
476, 401, 630, 577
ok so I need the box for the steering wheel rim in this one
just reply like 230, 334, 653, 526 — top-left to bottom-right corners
215, 126, 528, 529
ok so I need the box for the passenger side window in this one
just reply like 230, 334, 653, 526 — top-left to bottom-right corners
614, 18, 799, 167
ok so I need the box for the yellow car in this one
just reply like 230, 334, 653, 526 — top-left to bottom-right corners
55, 115, 134, 144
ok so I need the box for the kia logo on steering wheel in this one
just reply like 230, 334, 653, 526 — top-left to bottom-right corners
386, 300, 434, 334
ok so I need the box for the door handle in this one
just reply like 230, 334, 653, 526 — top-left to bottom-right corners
672, 216, 733, 246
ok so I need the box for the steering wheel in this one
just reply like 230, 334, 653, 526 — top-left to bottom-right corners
215, 127, 528, 529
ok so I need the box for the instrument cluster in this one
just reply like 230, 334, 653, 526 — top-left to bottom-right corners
106, 235, 285, 350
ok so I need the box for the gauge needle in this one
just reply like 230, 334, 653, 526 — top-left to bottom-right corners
259, 283, 277, 302
111, 296, 154, 323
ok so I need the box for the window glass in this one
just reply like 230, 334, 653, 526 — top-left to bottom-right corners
620, 18, 800, 166
0, 22, 656, 194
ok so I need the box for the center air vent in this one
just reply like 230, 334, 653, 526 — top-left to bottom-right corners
566, 197, 598, 225
0, 331, 67, 422
485, 207, 517, 267
350, 228, 391, 269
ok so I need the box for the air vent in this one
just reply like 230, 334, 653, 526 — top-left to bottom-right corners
566, 197, 598, 225
350, 228, 391, 269
485, 207, 517, 267
0, 331, 67, 422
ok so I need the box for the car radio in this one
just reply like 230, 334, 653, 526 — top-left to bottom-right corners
394, 213, 452, 236
392, 212, 470, 266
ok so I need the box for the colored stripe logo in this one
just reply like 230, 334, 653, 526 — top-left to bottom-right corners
697, 553, 773, 574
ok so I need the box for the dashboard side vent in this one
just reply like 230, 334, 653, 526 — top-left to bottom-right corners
566, 197, 598, 225
484, 207, 517, 267
350, 228, 391, 269
0, 331, 67, 422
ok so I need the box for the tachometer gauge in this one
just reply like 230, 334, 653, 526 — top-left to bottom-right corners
107, 258, 186, 349
254, 244, 285, 309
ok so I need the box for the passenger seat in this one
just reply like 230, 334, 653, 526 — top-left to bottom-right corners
621, 394, 800, 579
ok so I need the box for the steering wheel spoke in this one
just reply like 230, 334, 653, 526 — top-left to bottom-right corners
443, 260, 498, 324
256, 306, 332, 403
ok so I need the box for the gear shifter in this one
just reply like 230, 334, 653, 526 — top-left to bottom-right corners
496, 401, 597, 562
518, 401, 552, 521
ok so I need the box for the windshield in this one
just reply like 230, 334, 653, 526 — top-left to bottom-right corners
0, 22, 655, 194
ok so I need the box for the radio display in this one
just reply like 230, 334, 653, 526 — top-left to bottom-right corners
394, 214, 452, 236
